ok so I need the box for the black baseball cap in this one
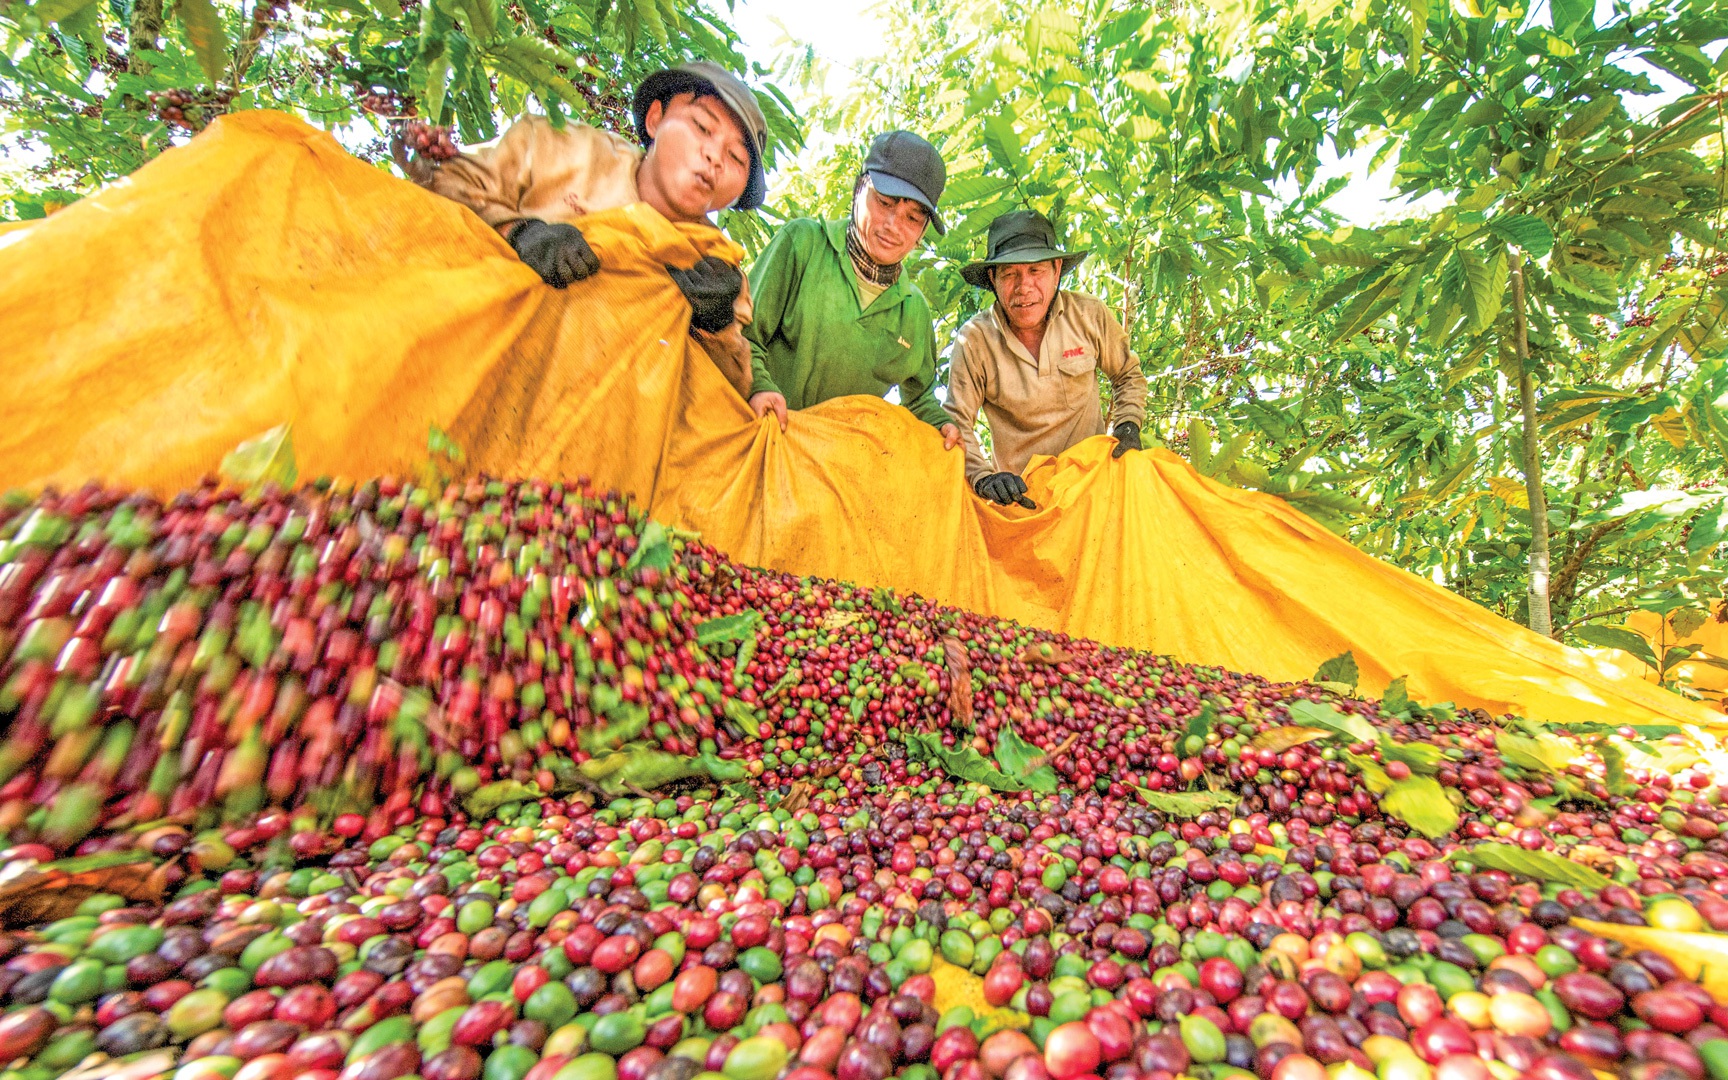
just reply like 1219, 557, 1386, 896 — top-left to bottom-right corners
633, 61, 768, 212
863, 131, 947, 234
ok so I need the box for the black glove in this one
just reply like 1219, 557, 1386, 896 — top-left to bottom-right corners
667, 257, 744, 333
509, 219, 600, 288
1112, 421, 1142, 459
974, 472, 1037, 509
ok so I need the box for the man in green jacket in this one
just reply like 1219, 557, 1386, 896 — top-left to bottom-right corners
743, 131, 961, 449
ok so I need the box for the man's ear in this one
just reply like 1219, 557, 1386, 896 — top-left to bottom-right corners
643, 99, 666, 142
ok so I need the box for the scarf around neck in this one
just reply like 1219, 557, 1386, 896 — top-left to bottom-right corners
845, 221, 902, 288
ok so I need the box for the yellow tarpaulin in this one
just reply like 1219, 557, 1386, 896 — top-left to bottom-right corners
0, 111, 1716, 729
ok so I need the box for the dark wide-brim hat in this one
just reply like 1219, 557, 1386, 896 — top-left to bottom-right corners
959, 209, 1089, 289
633, 61, 768, 212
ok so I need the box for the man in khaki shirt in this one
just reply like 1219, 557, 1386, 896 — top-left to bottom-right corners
945, 210, 1148, 507
398, 62, 764, 397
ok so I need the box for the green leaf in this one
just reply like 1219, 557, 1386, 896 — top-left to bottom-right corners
1671, 607, 1711, 640
695, 612, 761, 647
870, 587, 903, 616
1555, 722, 1683, 739
991, 725, 1041, 776
732, 633, 756, 687
1344, 751, 1392, 795
993, 726, 1059, 793
30, 0, 100, 25
578, 703, 648, 751
1488, 215, 1554, 258
174, 0, 230, 85
625, 520, 672, 574
1463, 249, 1507, 335
219, 424, 297, 492
1495, 731, 1582, 776
1379, 740, 1443, 775
1559, 96, 1617, 140
1023, 6, 1080, 56
1382, 676, 1411, 717
1288, 700, 1378, 745
1549, 0, 1593, 37
1380, 776, 1458, 838
905, 732, 1029, 792
1457, 843, 1611, 891
1686, 500, 1728, 556
423, 52, 453, 125
722, 697, 762, 739
1600, 741, 1631, 795
943, 176, 1012, 205
763, 664, 802, 703
1132, 788, 1239, 817
1313, 651, 1359, 690
695, 752, 746, 782
1573, 625, 1660, 670
427, 425, 466, 462
464, 780, 541, 818
1245, 726, 1332, 753
1332, 270, 1402, 341
607, 748, 707, 791
1186, 701, 1216, 742
983, 111, 1026, 177
40, 850, 152, 874
1620, 739, 1701, 774
1599, 194, 1675, 219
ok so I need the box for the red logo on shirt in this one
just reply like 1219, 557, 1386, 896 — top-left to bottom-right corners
1062, 347, 1087, 358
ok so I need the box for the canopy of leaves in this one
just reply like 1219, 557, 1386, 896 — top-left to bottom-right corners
768, 0, 1727, 689
0, 0, 800, 214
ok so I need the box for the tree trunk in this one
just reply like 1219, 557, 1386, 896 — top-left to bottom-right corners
127, 0, 165, 74
1510, 252, 1552, 637
1120, 239, 1136, 331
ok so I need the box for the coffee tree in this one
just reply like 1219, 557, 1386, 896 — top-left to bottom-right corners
779, 0, 1727, 679
0, 0, 799, 215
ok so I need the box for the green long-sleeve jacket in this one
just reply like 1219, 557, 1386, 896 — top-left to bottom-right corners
744, 218, 950, 430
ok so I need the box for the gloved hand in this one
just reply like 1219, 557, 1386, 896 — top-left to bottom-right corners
975, 472, 1037, 509
509, 219, 600, 288
667, 257, 744, 333
1112, 420, 1142, 459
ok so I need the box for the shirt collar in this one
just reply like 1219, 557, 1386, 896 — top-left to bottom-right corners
989, 289, 1070, 374
826, 218, 913, 316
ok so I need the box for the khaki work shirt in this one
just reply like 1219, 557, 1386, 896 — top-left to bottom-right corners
409, 116, 755, 398
944, 290, 1148, 484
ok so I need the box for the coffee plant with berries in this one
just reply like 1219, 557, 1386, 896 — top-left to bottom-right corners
145, 89, 237, 134
400, 120, 459, 163
0, 0, 798, 212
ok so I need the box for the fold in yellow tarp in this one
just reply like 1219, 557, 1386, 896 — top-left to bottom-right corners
0, 111, 1716, 729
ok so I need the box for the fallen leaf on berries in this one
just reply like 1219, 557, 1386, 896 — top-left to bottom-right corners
0, 853, 173, 928
944, 637, 973, 728
1016, 642, 1073, 666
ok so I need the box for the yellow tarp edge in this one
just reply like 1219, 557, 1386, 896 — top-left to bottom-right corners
0, 111, 1718, 733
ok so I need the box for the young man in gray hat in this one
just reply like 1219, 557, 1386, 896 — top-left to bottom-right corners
945, 209, 1148, 507
742, 131, 962, 451
400, 62, 767, 397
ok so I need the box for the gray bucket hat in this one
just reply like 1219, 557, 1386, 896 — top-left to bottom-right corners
960, 209, 1089, 289
632, 61, 768, 212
